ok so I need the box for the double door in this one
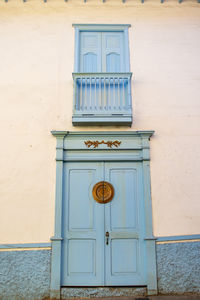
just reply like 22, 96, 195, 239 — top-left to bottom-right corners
61, 162, 146, 286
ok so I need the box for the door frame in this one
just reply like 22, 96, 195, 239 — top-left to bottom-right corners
50, 131, 157, 299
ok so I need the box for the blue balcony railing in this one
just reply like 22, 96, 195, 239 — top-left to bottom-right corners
72, 72, 132, 126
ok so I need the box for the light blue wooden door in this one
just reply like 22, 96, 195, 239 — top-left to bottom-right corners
62, 162, 146, 286
61, 162, 105, 286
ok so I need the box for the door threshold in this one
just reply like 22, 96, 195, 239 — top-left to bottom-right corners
61, 286, 147, 299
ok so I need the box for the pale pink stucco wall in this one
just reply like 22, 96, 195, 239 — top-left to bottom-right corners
0, 1, 200, 243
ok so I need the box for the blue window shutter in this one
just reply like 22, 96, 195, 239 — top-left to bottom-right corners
101, 32, 125, 72
80, 32, 101, 72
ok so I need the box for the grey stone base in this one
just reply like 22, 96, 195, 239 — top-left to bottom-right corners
61, 287, 147, 299
0, 241, 200, 299
156, 241, 200, 294
0, 249, 51, 300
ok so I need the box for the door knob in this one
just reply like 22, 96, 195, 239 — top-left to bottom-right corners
105, 231, 109, 245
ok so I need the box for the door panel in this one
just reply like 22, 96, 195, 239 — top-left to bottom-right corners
111, 239, 138, 274
102, 32, 124, 72
109, 168, 138, 230
80, 32, 102, 72
68, 239, 96, 275
104, 162, 146, 285
62, 162, 104, 286
68, 169, 95, 230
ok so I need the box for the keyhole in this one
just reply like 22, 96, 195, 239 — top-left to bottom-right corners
105, 231, 109, 245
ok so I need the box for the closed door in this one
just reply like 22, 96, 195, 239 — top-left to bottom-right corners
61, 162, 146, 286
80, 31, 125, 72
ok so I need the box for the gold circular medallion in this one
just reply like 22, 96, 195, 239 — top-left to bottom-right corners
92, 181, 114, 204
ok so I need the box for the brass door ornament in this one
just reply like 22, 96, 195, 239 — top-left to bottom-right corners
85, 140, 121, 149
92, 181, 114, 204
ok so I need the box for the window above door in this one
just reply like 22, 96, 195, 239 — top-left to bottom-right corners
72, 24, 132, 126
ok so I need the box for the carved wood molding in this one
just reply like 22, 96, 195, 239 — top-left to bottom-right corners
84, 140, 121, 149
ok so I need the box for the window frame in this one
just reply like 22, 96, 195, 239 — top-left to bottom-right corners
72, 24, 131, 73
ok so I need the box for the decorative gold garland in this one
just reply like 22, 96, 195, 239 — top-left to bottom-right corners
84, 140, 121, 149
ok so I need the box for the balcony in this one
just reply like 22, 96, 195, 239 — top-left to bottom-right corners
72, 72, 132, 126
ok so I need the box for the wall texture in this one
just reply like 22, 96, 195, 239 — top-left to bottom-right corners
0, 1, 199, 243
0, 241, 200, 299
156, 241, 200, 294
0, 249, 50, 300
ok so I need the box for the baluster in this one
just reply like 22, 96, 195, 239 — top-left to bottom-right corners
105, 77, 108, 111
85, 77, 87, 111
127, 76, 131, 111
90, 76, 92, 111
100, 77, 102, 110
113, 77, 117, 109
123, 78, 125, 109
95, 77, 97, 110
81, 78, 83, 111
104, 77, 106, 110
97, 77, 99, 110
109, 77, 111, 110
87, 77, 90, 111
74, 77, 77, 111
102, 77, 104, 110
88, 77, 90, 111
118, 77, 120, 110
112, 77, 114, 110
80, 78, 83, 111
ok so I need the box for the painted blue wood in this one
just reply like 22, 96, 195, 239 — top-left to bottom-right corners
73, 76, 131, 111
80, 32, 101, 72
52, 131, 154, 153
73, 25, 131, 125
50, 133, 66, 300
156, 234, 200, 242
72, 73, 132, 125
62, 162, 104, 286
79, 32, 125, 72
105, 162, 146, 285
51, 131, 156, 296
102, 32, 124, 72
72, 114, 133, 127
0, 243, 51, 249
72, 24, 131, 31
74, 28, 80, 73
62, 161, 147, 286
79, 30, 128, 73
63, 151, 143, 162
106, 53, 120, 72
142, 159, 157, 293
